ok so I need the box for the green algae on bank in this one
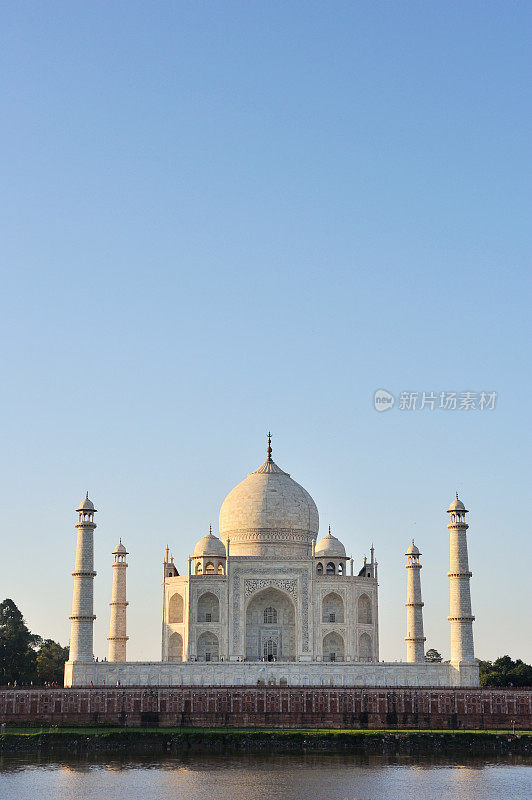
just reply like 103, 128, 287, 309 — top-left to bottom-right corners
0, 727, 530, 756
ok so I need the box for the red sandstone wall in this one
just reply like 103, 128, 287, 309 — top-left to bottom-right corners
0, 687, 530, 730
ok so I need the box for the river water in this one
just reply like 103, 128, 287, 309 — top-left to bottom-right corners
0, 752, 530, 800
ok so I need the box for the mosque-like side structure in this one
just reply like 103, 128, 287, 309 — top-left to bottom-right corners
64, 439, 479, 688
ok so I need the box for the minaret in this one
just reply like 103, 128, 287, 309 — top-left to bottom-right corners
68, 493, 97, 662
404, 540, 426, 662
447, 494, 475, 663
107, 540, 129, 661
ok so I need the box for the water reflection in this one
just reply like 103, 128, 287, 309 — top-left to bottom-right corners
0, 752, 530, 800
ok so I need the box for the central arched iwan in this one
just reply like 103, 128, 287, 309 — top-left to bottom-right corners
245, 587, 296, 662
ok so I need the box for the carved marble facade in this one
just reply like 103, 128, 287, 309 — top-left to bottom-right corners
162, 560, 379, 664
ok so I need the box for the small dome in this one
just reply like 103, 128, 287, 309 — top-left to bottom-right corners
194, 532, 226, 558
406, 540, 420, 556
77, 493, 95, 512
315, 528, 346, 558
113, 541, 127, 554
448, 494, 466, 512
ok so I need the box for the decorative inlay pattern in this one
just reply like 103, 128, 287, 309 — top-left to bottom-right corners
321, 627, 347, 637
223, 530, 313, 542
320, 587, 347, 601
244, 579, 297, 599
192, 585, 222, 607
301, 572, 309, 651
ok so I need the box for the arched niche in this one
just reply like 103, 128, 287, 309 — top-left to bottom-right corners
168, 632, 183, 662
322, 592, 344, 623
197, 631, 219, 661
359, 632, 372, 661
197, 592, 219, 622
358, 593, 372, 624
245, 587, 296, 662
323, 631, 344, 662
168, 593, 184, 624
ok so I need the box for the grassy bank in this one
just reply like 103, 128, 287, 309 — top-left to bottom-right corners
1, 727, 530, 755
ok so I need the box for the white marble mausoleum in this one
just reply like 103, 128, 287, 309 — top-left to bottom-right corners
64, 437, 479, 688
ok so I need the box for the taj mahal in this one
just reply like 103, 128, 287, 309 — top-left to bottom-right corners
64, 437, 479, 688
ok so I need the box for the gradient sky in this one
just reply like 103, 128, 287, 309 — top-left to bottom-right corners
1, 2, 531, 664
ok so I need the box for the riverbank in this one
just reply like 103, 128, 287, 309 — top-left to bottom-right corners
1, 727, 530, 756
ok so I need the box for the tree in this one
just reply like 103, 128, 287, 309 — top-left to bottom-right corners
425, 648, 442, 662
0, 599, 40, 684
36, 640, 70, 685
479, 656, 532, 687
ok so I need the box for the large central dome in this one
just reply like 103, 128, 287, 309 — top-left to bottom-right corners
219, 445, 319, 558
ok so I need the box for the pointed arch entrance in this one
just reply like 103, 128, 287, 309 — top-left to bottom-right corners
245, 587, 296, 661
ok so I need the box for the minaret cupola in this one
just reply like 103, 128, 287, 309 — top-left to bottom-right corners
77, 492, 96, 522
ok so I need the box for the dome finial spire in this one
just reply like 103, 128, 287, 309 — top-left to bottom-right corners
267, 431, 272, 462
209, 524, 212, 535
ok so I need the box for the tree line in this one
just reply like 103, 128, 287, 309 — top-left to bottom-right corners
478, 656, 532, 687
423, 648, 531, 686
0, 599, 69, 686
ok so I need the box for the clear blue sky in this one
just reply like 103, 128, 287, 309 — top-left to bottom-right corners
1, 2, 530, 663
